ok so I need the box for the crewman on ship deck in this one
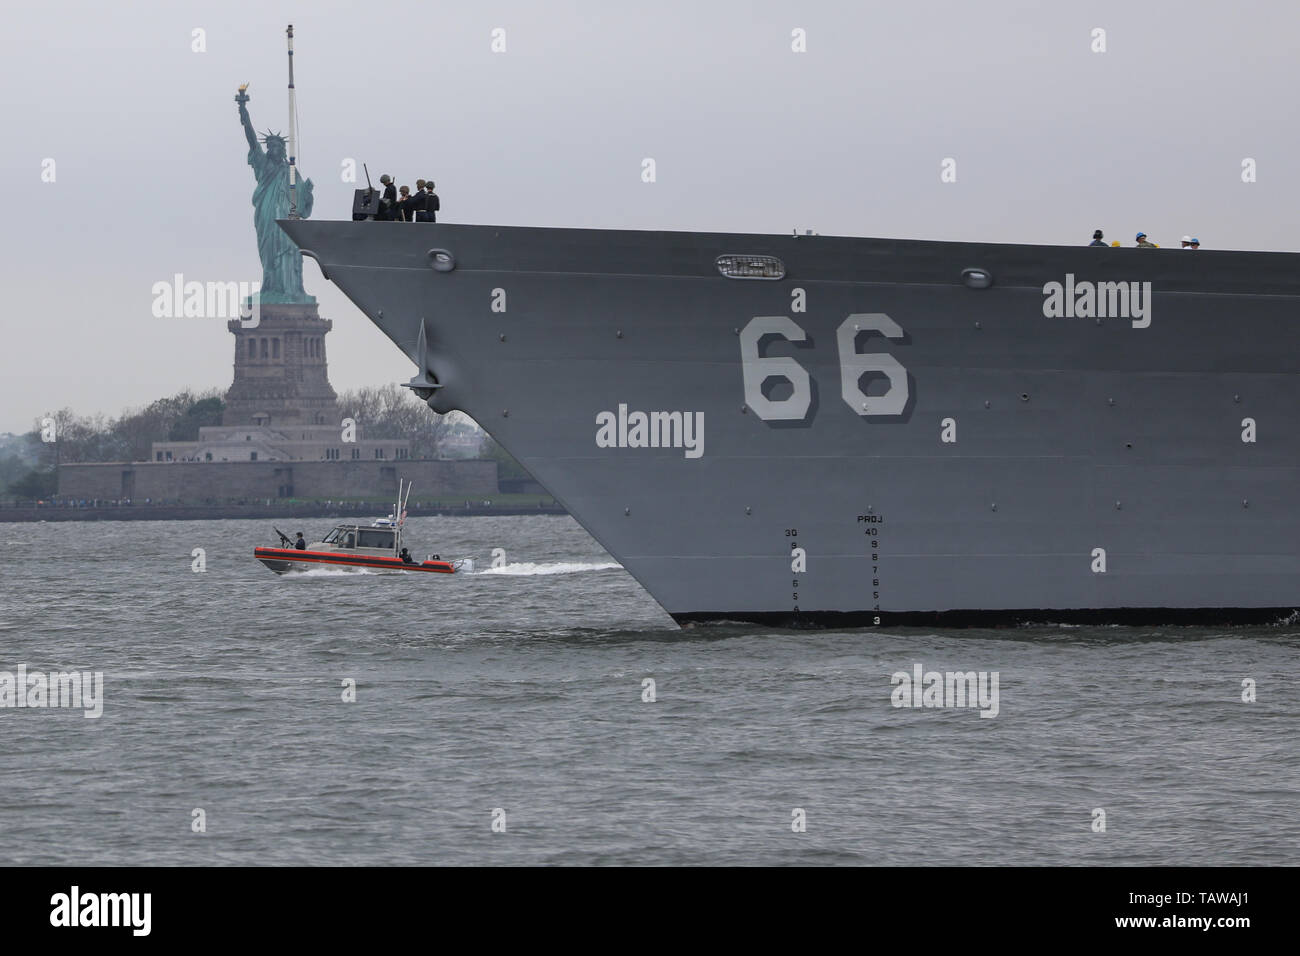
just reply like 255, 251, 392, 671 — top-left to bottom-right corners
422, 180, 439, 222
377, 175, 397, 221
404, 181, 428, 222
395, 185, 413, 221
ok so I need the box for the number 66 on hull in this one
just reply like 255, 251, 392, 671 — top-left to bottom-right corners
739, 314, 911, 423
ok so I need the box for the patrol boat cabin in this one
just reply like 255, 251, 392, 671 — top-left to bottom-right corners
318, 519, 401, 555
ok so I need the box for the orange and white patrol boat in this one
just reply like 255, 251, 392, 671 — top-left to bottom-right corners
254, 480, 472, 575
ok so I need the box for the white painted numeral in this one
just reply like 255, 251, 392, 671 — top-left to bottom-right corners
837, 313, 908, 417
740, 316, 812, 421
741, 313, 910, 423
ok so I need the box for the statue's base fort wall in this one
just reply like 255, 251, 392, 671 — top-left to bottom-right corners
58, 458, 497, 502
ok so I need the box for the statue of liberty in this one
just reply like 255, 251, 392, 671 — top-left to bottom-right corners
236, 84, 315, 303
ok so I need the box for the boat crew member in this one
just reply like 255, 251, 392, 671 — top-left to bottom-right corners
1135, 232, 1157, 248
400, 547, 416, 564
1190, 237, 1201, 249
1180, 235, 1192, 249
377, 174, 397, 221
294, 532, 307, 550
1089, 229, 1107, 247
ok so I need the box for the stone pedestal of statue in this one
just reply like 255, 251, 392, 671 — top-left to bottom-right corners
224, 302, 337, 428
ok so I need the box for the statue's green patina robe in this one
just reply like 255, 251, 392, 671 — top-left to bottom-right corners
239, 99, 315, 304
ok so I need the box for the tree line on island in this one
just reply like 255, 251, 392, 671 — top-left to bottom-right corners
2, 384, 525, 499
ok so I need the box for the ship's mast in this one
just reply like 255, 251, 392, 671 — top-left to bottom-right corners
286, 24, 299, 219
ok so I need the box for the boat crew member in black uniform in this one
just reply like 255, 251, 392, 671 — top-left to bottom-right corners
399, 547, 416, 564
294, 532, 307, 550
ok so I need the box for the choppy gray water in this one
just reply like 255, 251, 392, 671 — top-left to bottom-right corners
0, 515, 1296, 865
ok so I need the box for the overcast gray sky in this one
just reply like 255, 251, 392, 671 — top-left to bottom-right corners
2, 0, 1297, 434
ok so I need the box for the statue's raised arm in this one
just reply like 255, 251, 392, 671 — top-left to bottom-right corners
236, 85, 262, 164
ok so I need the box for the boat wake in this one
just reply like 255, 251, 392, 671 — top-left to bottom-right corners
283, 566, 382, 577
475, 561, 622, 576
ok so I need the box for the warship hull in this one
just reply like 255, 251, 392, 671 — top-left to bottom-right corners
279, 220, 1299, 628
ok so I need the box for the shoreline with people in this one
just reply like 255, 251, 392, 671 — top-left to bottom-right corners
0, 494, 566, 523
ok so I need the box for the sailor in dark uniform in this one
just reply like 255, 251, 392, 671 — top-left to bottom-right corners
377, 174, 397, 221
294, 532, 307, 550
423, 180, 439, 222
399, 547, 416, 564
406, 181, 428, 223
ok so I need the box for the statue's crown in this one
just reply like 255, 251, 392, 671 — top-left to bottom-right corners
260, 130, 286, 148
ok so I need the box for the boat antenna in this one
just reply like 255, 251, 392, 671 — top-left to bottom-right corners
393, 478, 411, 528
286, 24, 300, 219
